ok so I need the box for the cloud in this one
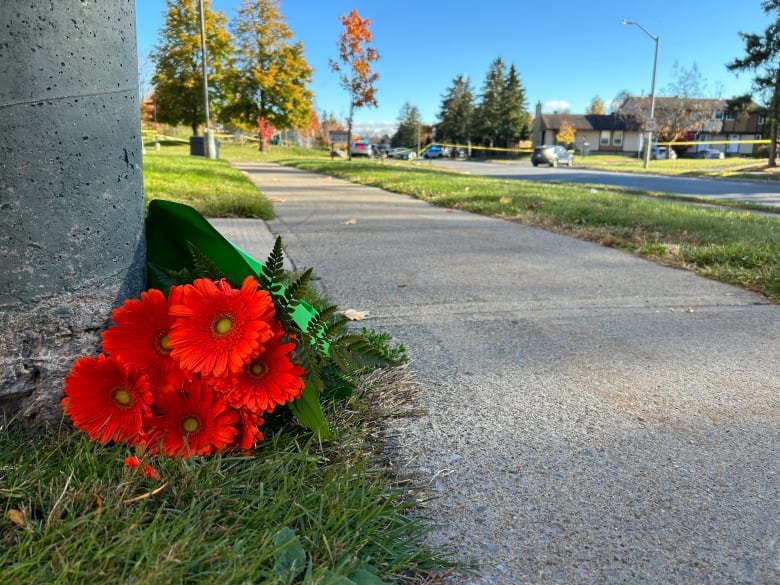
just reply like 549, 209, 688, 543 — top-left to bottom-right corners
544, 100, 570, 112
352, 120, 399, 136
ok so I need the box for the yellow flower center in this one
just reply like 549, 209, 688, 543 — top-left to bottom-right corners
158, 333, 172, 354
214, 316, 233, 335
113, 388, 132, 406
248, 360, 269, 379
182, 416, 200, 433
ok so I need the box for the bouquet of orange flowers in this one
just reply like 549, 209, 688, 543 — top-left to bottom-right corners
61, 201, 398, 464
61, 276, 304, 458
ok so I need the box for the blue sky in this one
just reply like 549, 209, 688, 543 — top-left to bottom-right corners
135, 1, 773, 133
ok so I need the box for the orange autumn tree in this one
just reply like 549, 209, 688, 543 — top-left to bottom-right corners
329, 9, 379, 160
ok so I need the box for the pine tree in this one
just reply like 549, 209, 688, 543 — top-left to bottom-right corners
391, 102, 423, 148
224, 0, 313, 137
727, 1, 780, 165
499, 64, 530, 148
437, 75, 475, 148
475, 57, 507, 149
151, 0, 233, 135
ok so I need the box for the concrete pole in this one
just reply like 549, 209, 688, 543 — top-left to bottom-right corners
199, 0, 217, 159
0, 2, 146, 423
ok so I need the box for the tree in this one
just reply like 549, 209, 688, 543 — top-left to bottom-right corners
475, 57, 507, 148
499, 64, 530, 147
224, 0, 313, 143
727, 0, 780, 166
437, 75, 475, 147
329, 9, 379, 160
556, 120, 576, 147
151, 0, 233, 135
392, 102, 423, 148
588, 96, 606, 115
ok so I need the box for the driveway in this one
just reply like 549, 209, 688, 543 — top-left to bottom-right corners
428, 159, 780, 207
216, 162, 780, 584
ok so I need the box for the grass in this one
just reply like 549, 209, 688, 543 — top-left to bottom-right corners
142, 140, 274, 219
0, 369, 457, 584
141, 139, 779, 301
2, 140, 459, 584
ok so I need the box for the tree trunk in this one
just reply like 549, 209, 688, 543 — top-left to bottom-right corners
769, 69, 780, 167
0, 3, 146, 424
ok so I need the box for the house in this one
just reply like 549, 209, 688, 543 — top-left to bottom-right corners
534, 98, 767, 156
535, 110, 642, 154
621, 96, 766, 156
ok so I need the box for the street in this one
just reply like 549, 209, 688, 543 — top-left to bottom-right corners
426, 158, 780, 207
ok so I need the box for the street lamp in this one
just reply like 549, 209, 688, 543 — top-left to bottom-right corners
621, 19, 659, 169
198, 0, 216, 159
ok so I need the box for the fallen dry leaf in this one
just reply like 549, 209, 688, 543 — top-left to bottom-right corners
270, 197, 286, 203
342, 309, 369, 320
343, 218, 357, 225
6, 508, 25, 528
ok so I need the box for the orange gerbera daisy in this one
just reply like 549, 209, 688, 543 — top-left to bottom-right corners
61, 354, 153, 445
101, 287, 188, 387
143, 380, 240, 458
236, 408, 265, 453
217, 322, 305, 414
168, 276, 275, 378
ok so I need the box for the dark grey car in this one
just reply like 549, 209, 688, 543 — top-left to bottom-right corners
531, 145, 574, 167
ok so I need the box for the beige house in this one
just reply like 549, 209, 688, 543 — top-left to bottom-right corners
534, 98, 767, 156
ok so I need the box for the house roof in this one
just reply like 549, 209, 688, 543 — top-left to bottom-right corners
541, 113, 641, 132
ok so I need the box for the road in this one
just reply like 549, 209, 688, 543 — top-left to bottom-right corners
425, 158, 780, 207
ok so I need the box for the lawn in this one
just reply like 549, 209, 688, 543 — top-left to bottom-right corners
1, 139, 457, 585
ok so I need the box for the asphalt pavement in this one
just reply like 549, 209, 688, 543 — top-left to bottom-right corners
211, 162, 780, 585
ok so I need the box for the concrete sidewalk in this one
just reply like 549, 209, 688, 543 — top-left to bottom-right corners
213, 161, 780, 585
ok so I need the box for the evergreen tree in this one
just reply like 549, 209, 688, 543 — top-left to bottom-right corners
224, 0, 313, 136
391, 102, 422, 148
727, 1, 780, 165
475, 57, 507, 148
151, 0, 233, 135
499, 64, 530, 147
437, 75, 475, 147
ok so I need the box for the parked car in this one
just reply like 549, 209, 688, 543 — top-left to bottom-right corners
388, 147, 417, 160
422, 145, 449, 159
531, 145, 573, 167
650, 146, 677, 160
350, 141, 372, 157
694, 148, 725, 159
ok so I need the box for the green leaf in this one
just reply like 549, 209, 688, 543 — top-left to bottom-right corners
348, 566, 390, 585
287, 381, 331, 438
272, 526, 307, 578
318, 572, 355, 585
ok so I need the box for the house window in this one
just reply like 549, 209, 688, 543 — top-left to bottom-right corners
758, 115, 766, 125
612, 130, 623, 146
600, 130, 610, 145
725, 111, 735, 121
714, 111, 724, 120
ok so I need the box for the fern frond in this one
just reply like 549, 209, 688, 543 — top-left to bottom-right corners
296, 333, 324, 392
258, 236, 286, 293
328, 333, 403, 373
148, 262, 192, 288
284, 268, 313, 305
187, 241, 224, 281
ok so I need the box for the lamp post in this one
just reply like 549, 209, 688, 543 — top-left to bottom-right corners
621, 19, 659, 169
198, 0, 216, 159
